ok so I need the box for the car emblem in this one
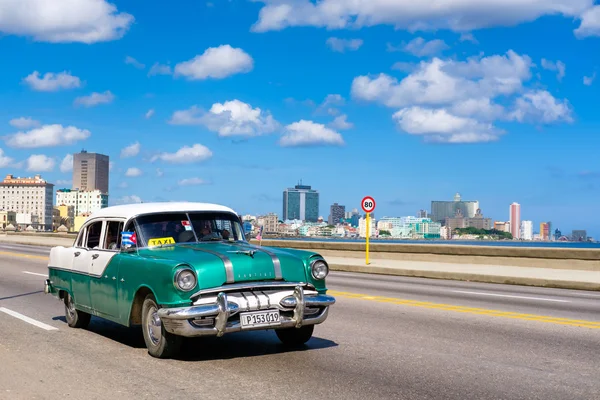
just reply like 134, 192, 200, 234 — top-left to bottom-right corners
228, 250, 257, 258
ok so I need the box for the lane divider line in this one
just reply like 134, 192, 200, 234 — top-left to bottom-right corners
0, 251, 47, 260
22, 271, 48, 277
327, 290, 600, 329
0, 307, 58, 331
451, 290, 571, 303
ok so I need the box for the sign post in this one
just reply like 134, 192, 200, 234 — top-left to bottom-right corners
361, 196, 376, 265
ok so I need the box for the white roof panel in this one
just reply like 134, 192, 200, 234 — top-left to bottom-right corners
88, 202, 238, 220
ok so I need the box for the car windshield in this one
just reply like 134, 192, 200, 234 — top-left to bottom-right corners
132, 211, 245, 248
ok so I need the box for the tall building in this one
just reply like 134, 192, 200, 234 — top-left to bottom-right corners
328, 203, 345, 225
431, 193, 479, 224
509, 202, 521, 239
540, 222, 550, 240
520, 220, 533, 241
56, 189, 108, 216
0, 174, 54, 230
417, 209, 428, 218
282, 182, 319, 222
73, 150, 109, 194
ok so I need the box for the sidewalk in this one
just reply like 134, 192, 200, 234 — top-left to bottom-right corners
327, 256, 600, 291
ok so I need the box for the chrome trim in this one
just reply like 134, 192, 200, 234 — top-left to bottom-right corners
279, 293, 335, 308
293, 286, 304, 328
215, 292, 229, 337
44, 279, 51, 294
190, 281, 314, 300
180, 244, 235, 283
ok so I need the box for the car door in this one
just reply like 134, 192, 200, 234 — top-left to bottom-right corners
89, 219, 123, 319
71, 220, 104, 311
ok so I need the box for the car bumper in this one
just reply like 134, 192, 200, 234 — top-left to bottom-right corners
156, 285, 335, 337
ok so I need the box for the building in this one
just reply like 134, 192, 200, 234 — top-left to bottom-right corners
440, 226, 452, 240
282, 182, 319, 222
56, 204, 75, 231
494, 221, 510, 232
417, 209, 428, 218
0, 174, 54, 230
553, 229, 562, 241
509, 202, 521, 239
72, 150, 110, 194
16, 213, 40, 229
328, 203, 345, 225
74, 213, 91, 232
571, 230, 587, 241
467, 209, 493, 230
431, 193, 479, 224
257, 213, 278, 233
540, 222, 550, 240
358, 216, 376, 238
520, 220, 533, 241
445, 209, 467, 231
56, 189, 108, 215
0, 210, 16, 230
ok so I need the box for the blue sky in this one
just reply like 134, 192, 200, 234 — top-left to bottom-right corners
1, 0, 600, 238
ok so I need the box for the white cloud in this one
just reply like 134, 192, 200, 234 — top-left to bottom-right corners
60, 154, 73, 173
0, 148, 14, 168
151, 144, 213, 163
326, 37, 363, 52
145, 109, 155, 119
109, 161, 115, 171
397, 37, 449, 57
5, 124, 91, 148
174, 45, 253, 80
125, 56, 144, 69
125, 167, 143, 177
74, 91, 115, 107
541, 59, 566, 81
169, 100, 279, 137
393, 107, 502, 143
178, 178, 207, 186
0, 0, 134, 43
279, 120, 344, 147
115, 195, 142, 205
329, 114, 353, 130
9, 117, 40, 129
459, 33, 478, 43
316, 94, 345, 115
148, 63, 172, 76
251, 0, 592, 33
26, 154, 55, 172
510, 90, 573, 124
23, 71, 81, 92
120, 141, 140, 158
575, 6, 600, 37
583, 72, 596, 86
156, 168, 164, 177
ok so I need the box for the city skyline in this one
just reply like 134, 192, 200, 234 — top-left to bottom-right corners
0, 1, 599, 238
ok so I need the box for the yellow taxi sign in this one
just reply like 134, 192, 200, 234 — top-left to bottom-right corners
148, 237, 176, 247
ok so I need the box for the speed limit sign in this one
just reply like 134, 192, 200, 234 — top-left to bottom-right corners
361, 196, 376, 213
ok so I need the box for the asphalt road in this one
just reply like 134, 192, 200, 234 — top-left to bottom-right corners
0, 243, 599, 399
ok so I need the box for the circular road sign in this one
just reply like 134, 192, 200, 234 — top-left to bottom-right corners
361, 196, 376, 213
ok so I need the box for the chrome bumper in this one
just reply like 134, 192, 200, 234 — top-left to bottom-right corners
157, 286, 335, 338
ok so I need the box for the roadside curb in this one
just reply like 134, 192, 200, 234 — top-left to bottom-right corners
329, 263, 600, 292
0, 240, 63, 248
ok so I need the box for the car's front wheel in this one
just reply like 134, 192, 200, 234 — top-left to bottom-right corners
64, 292, 91, 328
141, 294, 182, 359
275, 325, 314, 346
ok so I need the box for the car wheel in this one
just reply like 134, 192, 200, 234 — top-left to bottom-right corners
275, 325, 314, 346
141, 294, 182, 359
64, 293, 91, 328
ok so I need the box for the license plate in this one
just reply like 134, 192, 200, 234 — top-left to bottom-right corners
239, 310, 281, 329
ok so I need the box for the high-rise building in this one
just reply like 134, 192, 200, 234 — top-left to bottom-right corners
571, 230, 587, 241
0, 174, 54, 230
520, 220, 533, 241
417, 209, 428, 218
328, 203, 345, 225
282, 182, 319, 222
540, 222, 550, 240
72, 150, 109, 194
509, 202, 521, 239
431, 193, 479, 224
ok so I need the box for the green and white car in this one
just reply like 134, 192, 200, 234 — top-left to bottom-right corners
45, 202, 336, 358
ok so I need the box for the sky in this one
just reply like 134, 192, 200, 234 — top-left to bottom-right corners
0, 0, 600, 238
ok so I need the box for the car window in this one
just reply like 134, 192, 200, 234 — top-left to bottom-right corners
85, 221, 103, 249
75, 228, 86, 247
103, 221, 124, 250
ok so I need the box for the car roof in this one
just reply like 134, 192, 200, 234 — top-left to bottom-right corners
88, 202, 238, 220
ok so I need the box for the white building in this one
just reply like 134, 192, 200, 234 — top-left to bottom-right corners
359, 217, 377, 238
0, 174, 54, 230
440, 226, 452, 240
520, 220, 533, 241
56, 189, 108, 215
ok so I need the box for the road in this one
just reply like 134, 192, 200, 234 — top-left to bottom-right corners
0, 243, 599, 399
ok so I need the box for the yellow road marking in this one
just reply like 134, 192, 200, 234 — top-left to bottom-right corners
328, 290, 600, 329
0, 251, 48, 261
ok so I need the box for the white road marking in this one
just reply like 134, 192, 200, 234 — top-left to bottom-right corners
0, 307, 58, 331
452, 290, 570, 303
22, 271, 47, 277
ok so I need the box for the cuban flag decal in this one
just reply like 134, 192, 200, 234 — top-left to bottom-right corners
122, 231, 137, 246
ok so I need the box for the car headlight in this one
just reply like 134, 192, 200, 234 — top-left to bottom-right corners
310, 259, 329, 280
175, 268, 197, 291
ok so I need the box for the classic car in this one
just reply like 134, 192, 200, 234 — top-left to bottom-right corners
44, 202, 336, 358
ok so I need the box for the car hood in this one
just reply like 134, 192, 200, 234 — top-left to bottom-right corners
137, 241, 309, 289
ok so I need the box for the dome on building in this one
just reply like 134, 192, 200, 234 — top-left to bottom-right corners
5, 224, 15, 231
25, 225, 35, 231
